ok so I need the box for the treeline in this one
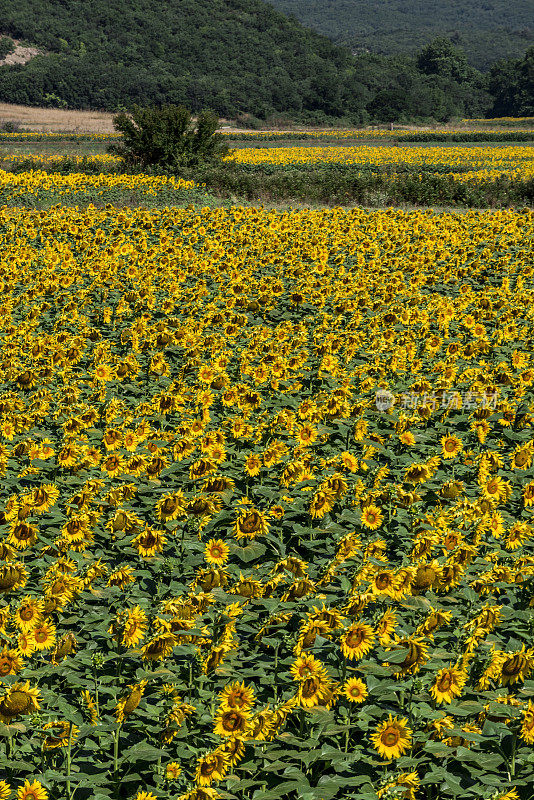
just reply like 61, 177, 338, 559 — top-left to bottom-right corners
0, 0, 531, 122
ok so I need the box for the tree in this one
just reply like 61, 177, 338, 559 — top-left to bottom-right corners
417, 37, 474, 83
108, 104, 231, 172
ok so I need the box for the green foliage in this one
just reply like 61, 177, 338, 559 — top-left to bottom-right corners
0, 36, 14, 60
108, 105, 231, 172
490, 46, 534, 117
266, 0, 534, 70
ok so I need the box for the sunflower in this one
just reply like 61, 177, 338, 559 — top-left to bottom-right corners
361, 504, 383, 530
142, 633, 176, 661
166, 762, 182, 780
505, 522, 531, 550
219, 681, 255, 712
0, 782, 9, 800
399, 431, 416, 446
195, 751, 229, 786
232, 508, 269, 540
32, 621, 56, 651
343, 677, 368, 703
430, 666, 468, 704
389, 637, 429, 676
341, 451, 358, 472
214, 709, 249, 738
297, 675, 335, 709
131, 527, 166, 558
16, 781, 48, 800
369, 568, 400, 598
309, 490, 335, 519
376, 609, 397, 645
8, 522, 38, 550
245, 453, 262, 476
156, 492, 187, 522
371, 715, 412, 760
247, 708, 274, 741
523, 481, 534, 507
521, 701, 534, 744
290, 653, 327, 682
0, 681, 40, 723
133, 793, 157, 800
115, 680, 147, 723
101, 454, 126, 478
481, 476, 512, 503
14, 596, 43, 632
204, 539, 230, 566
0, 647, 23, 677
340, 623, 375, 660
120, 606, 148, 647
42, 720, 79, 750
441, 434, 463, 459
31, 484, 59, 513
377, 771, 419, 800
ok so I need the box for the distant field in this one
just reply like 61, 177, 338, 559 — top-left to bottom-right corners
0, 102, 116, 133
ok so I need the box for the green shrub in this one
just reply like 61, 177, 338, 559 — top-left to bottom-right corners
108, 105, 231, 173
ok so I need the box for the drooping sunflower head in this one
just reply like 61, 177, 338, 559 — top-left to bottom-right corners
214, 708, 249, 738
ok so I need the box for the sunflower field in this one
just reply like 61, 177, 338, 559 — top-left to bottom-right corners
0, 202, 533, 800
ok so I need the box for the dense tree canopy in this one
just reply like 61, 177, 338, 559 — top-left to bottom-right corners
0, 0, 530, 122
266, 0, 534, 70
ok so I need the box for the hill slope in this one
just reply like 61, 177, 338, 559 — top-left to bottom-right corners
0, 0, 359, 117
265, 0, 534, 69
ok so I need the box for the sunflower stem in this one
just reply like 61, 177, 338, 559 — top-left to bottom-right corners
113, 724, 121, 783
66, 721, 73, 800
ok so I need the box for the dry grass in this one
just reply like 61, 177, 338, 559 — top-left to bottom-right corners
0, 103, 116, 133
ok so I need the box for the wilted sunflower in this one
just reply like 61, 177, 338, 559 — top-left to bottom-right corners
131, 526, 166, 558
214, 708, 249, 737
31, 484, 60, 513
42, 720, 79, 750
430, 665, 468, 704
520, 701, 534, 744
340, 623, 375, 660
247, 708, 274, 741
142, 633, 176, 661
309, 490, 335, 519
0, 647, 23, 677
156, 491, 187, 522
0, 681, 40, 722
232, 508, 269, 540
115, 680, 147, 723
371, 715, 412, 760
195, 750, 229, 786
389, 637, 429, 676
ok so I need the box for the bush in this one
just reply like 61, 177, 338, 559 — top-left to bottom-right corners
108, 104, 232, 173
